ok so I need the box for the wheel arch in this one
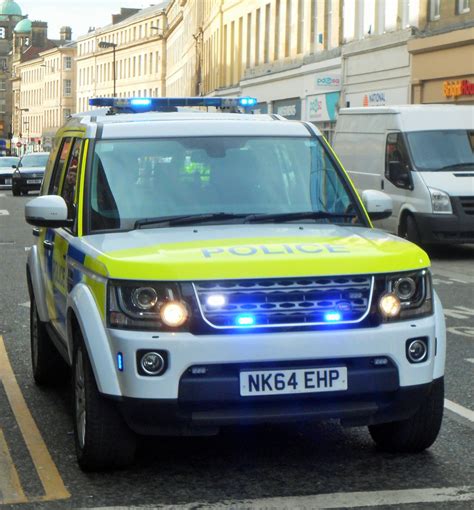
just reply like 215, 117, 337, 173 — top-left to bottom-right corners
67, 283, 122, 396
27, 245, 50, 322
433, 290, 446, 379
397, 205, 417, 236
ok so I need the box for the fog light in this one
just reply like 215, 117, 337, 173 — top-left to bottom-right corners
379, 293, 401, 318
160, 301, 188, 327
407, 339, 428, 363
140, 352, 165, 375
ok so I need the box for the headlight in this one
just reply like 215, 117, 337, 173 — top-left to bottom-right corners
377, 270, 432, 321
160, 301, 188, 327
108, 281, 190, 330
429, 187, 452, 214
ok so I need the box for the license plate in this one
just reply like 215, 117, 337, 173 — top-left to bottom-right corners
240, 367, 348, 397
5, 178, 11, 185
27, 179, 41, 184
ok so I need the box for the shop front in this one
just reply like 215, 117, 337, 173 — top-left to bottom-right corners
306, 72, 341, 143
341, 29, 412, 109
409, 27, 474, 105
272, 98, 301, 120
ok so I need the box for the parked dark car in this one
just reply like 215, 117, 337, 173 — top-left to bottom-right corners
0, 156, 20, 188
12, 152, 49, 196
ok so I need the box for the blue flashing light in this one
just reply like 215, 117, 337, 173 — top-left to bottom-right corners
88, 96, 258, 113
324, 312, 342, 322
130, 98, 152, 107
236, 315, 255, 326
239, 97, 257, 107
117, 352, 124, 372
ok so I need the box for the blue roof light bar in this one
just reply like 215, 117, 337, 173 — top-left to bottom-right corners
88, 96, 258, 113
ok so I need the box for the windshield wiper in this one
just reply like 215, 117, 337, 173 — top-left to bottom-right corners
135, 212, 251, 229
437, 162, 474, 171
244, 211, 356, 223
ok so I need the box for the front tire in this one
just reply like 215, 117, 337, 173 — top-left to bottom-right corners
72, 335, 136, 471
30, 296, 68, 386
369, 377, 444, 453
401, 214, 422, 246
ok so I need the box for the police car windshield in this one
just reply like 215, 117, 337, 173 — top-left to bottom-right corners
406, 130, 474, 171
88, 137, 363, 232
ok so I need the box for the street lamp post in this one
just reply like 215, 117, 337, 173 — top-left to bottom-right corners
16, 107, 29, 156
98, 41, 117, 97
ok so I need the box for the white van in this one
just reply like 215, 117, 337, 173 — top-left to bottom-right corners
333, 105, 474, 244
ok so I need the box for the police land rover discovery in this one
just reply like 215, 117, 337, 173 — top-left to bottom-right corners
25, 97, 446, 471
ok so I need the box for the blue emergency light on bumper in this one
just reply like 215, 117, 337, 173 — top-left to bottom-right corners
88, 96, 258, 112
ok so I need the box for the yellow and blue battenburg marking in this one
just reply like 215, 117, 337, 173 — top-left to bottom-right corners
88, 96, 258, 113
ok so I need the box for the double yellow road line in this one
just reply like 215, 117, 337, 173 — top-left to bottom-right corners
0, 335, 70, 505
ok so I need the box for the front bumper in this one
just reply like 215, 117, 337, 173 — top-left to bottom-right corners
103, 314, 439, 433
116, 377, 437, 435
414, 197, 474, 244
12, 175, 43, 192
0, 174, 13, 188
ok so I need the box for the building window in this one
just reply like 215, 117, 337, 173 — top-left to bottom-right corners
457, 0, 470, 13
64, 56, 72, 70
429, 0, 441, 19
64, 79, 72, 96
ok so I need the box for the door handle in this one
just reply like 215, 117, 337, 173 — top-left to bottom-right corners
43, 239, 54, 251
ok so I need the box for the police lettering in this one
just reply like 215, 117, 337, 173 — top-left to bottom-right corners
202, 243, 350, 258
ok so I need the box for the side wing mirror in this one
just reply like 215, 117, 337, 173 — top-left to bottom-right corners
388, 161, 411, 189
25, 195, 72, 228
362, 190, 392, 221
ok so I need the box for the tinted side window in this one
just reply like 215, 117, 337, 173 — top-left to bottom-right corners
61, 138, 83, 220
385, 133, 412, 190
49, 137, 72, 195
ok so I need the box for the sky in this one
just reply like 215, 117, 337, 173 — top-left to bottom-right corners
20, 1, 157, 40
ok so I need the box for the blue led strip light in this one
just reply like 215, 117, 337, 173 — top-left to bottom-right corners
88, 96, 258, 112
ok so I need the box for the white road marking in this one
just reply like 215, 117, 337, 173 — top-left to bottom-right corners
444, 306, 474, 320
466, 358, 474, 364
449, 278, 469, 284
0, 209, 9, 216
19, 302, 30, 308
447, 326, 474, 338
432, 269, 474, 284
75, 486, 474, 509
444, 399, 474, 423
0, 193, 6, 197
432, 278, 453, 286
24, 246, 31, 252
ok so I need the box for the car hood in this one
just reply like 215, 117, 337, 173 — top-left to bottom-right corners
419, 171, 474, 197
78, 224, 430, 281
18, 166, 45, 173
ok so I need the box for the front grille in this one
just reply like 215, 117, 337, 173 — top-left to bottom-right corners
460, 197, 474, 215
194, 276, 373, 328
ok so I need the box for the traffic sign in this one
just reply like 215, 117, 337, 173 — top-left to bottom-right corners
16, 142, 22, 148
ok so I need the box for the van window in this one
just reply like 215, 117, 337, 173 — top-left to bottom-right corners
406, 130, 474, 172
385, 133, 412, 189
